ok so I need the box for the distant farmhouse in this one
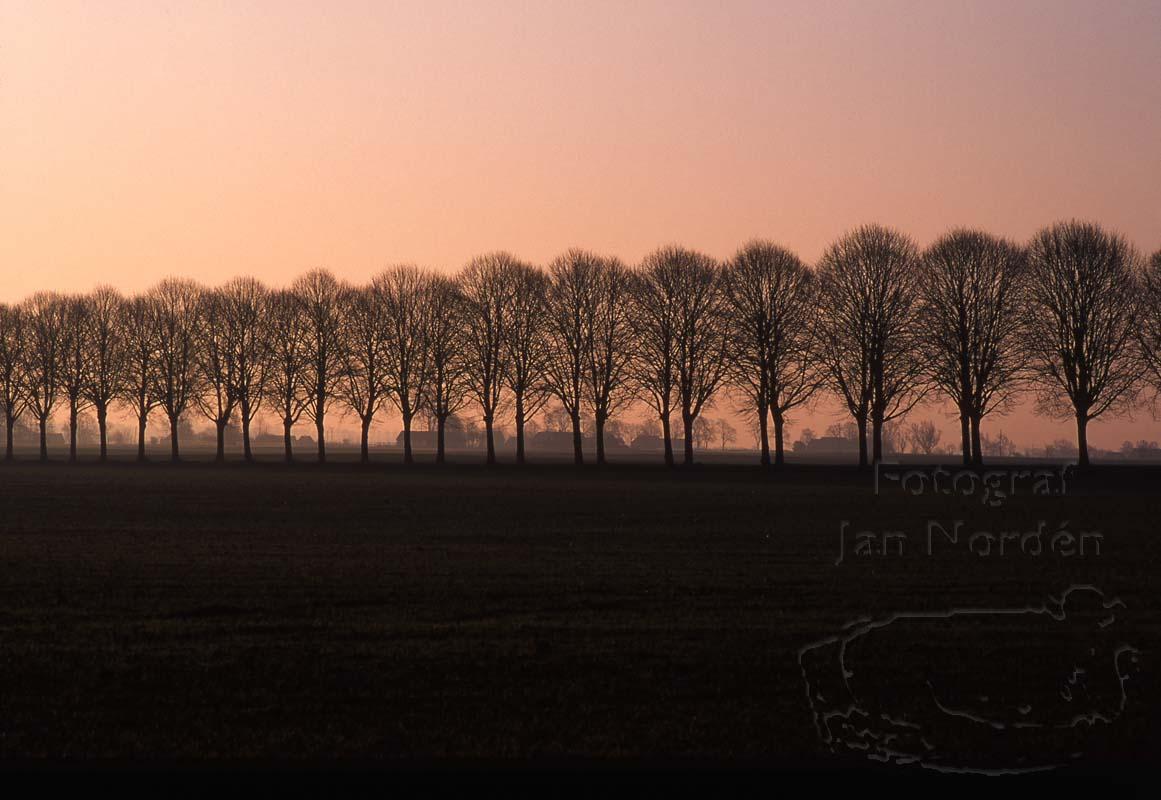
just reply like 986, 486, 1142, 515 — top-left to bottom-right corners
530, 431, 629, 453
397, 429, 469, 450
792, 435, 859, 454
10, 423, 65, 447
630, 434, 685, 453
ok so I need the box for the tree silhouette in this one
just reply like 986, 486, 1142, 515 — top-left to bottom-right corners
0, 304, 28, 461
908, 419, 941, 455
630, 248, 681, 466
192, 288, 238, 463
83, 287, 127, 462
264, 289, 311, 463
1025, 221, 1143, 466
920, 230, 1028, 465
502, 261, 551, 465
221, 277, 270, 462
460, 253, 516, 465
1137, 249, 1161, 411
337, 283, 391, 464
379, 266, 435, 465
723, 240, 821, 467
422, 276, 471, 464
586, 256, 635, 465
544, 249, 600, 465
293, 269, 346, 464
148, 279, 203, 462
635, 246, 730, 466
0, 227, 1152, 469
21, 293, 67, 461
816, 225, 927, 467
58, 296, 93, 462
118, 295, 160, 461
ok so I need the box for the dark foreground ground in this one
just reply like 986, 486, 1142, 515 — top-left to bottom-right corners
0, 459, 1157, 779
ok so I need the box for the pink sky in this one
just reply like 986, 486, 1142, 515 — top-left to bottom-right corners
3, 1, 1160, 449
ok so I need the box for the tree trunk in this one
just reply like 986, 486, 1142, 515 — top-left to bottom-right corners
97, 404, 108, 463
403, 413, 414, 465
571, 411, 584, 466
240, 396, 253, 462
514, 396, 526, 466
283, 418, 294, 463
661, 412, 674, 467
315, 409, 326, 464
39, 416, 48, 462
959, 412, 971, 466
360, 415, 371, 464
170, 414, 180, 462
1076, 413, 1089, 467
484, 413, 496, 465
68, 406, 78, 463
436, 415, 447, 464
970, 415, 983, 466
215, 419, 226, 463
773, 409, 785, 467
595, 413, 606, 466
682, 411, 694, 466
871, 411, 884, 463
856, 414, 868, 468
5, 413, 13, 461
137, 414, 147, 462
758, 401, 770, 468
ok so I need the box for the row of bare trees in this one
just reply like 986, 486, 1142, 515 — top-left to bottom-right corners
1, 220, 1158, 468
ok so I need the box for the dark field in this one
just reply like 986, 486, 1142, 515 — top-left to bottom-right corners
0, 459, 1158, 774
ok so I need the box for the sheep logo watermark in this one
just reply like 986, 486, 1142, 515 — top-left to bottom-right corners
797, 586, 1139, 774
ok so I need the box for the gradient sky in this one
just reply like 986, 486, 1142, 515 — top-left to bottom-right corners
3, 0, 1160, 447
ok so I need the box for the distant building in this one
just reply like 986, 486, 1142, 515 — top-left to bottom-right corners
397, 429, 468, 450
630, 434, 684, 453
11, 424, 65, 446
529, 431, 629, 452
529, 431, 576, 451
793, 435, 858, 454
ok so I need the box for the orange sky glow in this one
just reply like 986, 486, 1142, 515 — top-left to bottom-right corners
2, 0, 1160, 449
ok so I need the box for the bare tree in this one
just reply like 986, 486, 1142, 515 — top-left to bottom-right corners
221, 277, 270, 461
667, 248, 730, 465
422, 276, 471, 464
587, 257, 635, 465
58, 296, 93, 462
264, 289, 311, 462
713, 417, 737, 450
148, 279, 203, 461
378, 266, 435, 465
920, 230, 1028, 465
632, 247, 730, 465
723, 240, 821, 467
21, 293, 67, 461
630, 249, 681, 466
908, 419, 941, 455
544, 249, 599, 465
193, 288, 237, 462
816, 225, 927, 467
502, 261, 551, 464
1025, 221, 1143, 467
336, 283, 391, 463
0, 304, 28, 461
1137, 249, 1161, 410
119, 295, 160, 461
293, 269, 346, 464
460, 253, 516, 465
83, 287, 126, 462
692, 416, 714, 450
